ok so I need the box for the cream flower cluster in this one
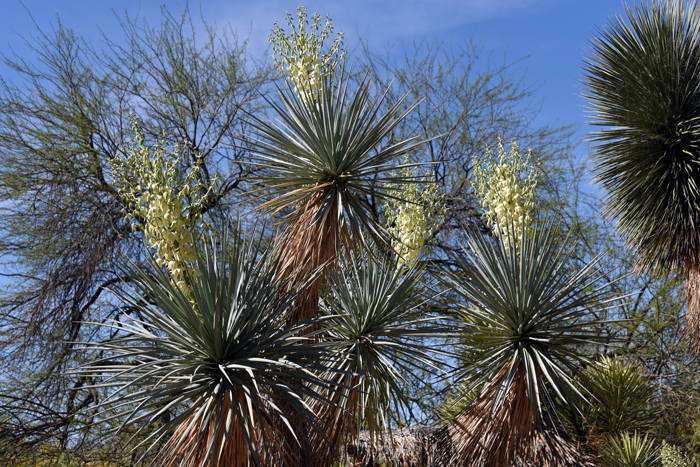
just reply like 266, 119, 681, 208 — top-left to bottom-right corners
269, 6, 344, 103
111, 118, 210, 295
660, 441, 693, 467
288, 53, 323, 101
385, 166, 446, 267
391, 198, 430, 266
140, 184, 197, 292
472, 139, 539, 247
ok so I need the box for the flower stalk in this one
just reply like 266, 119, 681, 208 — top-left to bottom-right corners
111, 117, 212, 295
471, 138, 539, 247
269, 6, 345, 103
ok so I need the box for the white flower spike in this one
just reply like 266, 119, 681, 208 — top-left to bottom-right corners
471, 138, 539, 248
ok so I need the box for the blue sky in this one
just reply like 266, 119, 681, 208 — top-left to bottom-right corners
0, 0, 630, 186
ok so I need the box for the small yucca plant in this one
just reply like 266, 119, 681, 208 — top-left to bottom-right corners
585, 357, 657, 443
310, 250, 448, 464
602, 431, 658, 467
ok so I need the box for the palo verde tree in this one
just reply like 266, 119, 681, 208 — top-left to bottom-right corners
0, 5, 271, 463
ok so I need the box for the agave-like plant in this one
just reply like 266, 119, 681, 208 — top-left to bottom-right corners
310, 250, 449, 465
75, 230, 331, 467
581, 357, 657, 445
245, 69, 427, 322
601, 431, 659, 467
582, 0, 700, 347
436, 224, 614, 467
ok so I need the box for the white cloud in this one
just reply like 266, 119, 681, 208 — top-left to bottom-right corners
201, 0, 553, 57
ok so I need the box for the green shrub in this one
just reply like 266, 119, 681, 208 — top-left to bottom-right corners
602, 431, 658, 467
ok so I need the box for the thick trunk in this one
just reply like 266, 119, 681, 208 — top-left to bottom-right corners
274, 198, 342, 467
686, 260, 700, 352
436, 365, 535, 467
157, 391, 266, 467
276, 199, 339, 324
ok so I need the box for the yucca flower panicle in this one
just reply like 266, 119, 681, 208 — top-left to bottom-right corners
384, 163, 446, 268
110, 116, 214, 297
471, 138, 539, 248
269, 6, 345, 103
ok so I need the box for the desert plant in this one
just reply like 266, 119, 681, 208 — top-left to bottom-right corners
585, 357, 657, 443
582, 0, 700, 348
245, 66, 427, 319
75, 229, 332, 467
436, 222, 614, 467
602, 431, 658, 467
311, 249, 448, 463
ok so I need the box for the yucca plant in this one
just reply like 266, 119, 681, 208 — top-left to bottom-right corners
75, 230, 332, 467
436, 224, 614, 467
310, 250, 449, 465
602, 431, 659, 467
578, 356, 657, 447
245, 63, 432, 466
245, 69, 426, 322
582, 0, 700, 348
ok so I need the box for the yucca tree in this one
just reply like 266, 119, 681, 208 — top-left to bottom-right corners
75, 231, 332, 467
244, 67, 432, 465
245, 69, 426, 322
582, 0, 700, 348
436, 224, 614, 467
309, 250, 448, 465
